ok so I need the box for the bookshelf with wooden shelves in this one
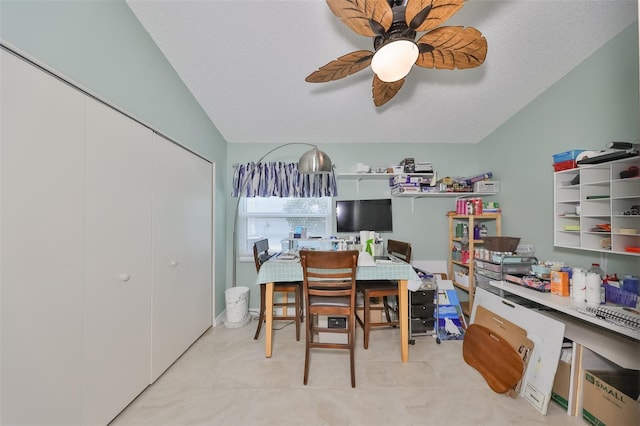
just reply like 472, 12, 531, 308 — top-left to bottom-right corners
447, 212, 502, 316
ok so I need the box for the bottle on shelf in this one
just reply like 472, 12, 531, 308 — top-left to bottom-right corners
588, 263, 605, 278
473, 224, 480, 240
480, 224, 488, 238
587, 263, 606, 304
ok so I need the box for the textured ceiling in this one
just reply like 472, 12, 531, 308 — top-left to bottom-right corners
126, 0, 638, 144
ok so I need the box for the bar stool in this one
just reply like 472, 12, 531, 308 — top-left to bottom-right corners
253, 239, 303, 340
356, 239, 412, 349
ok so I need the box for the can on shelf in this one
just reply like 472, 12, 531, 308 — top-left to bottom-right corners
473, 198, 483, 215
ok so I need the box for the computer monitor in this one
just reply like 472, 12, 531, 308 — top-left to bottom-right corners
335, 199, 393, 233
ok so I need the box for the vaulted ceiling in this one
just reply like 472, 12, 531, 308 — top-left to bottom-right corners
126, 0, 638, 144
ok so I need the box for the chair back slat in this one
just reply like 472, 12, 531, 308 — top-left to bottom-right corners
387, 239, 411, 263
301, 250, 359, 298
253, 238, 271, 272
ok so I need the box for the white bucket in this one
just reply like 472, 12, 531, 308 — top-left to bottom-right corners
224, 286, 250, 328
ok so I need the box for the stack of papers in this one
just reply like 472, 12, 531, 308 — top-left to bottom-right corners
374, 255, 403, 264
273, 252, 299, 262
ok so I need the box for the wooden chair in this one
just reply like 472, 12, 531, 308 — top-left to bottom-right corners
356, 239, 412, 349
300, 250, 359, 387
253, 239, 303, 341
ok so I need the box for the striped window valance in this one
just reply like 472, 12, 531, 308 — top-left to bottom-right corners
232, 161, 338, 198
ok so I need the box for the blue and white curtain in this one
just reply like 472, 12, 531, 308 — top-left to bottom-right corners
232, 161, 338, 198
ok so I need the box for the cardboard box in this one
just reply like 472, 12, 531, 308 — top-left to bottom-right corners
356, 304, 384, 324
414, 162, 433, 172
551, 360, 571, 409
316, 315, 348, 344
582, 369, 640, 426
550, 271, 570, 296
460, 172, 493, 186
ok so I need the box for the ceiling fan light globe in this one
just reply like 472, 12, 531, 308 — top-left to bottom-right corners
371, 40, 419, 83
298, 147, 333, 174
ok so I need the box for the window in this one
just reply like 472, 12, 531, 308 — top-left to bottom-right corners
237, 197, 333, 257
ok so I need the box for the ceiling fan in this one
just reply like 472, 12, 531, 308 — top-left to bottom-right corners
305, 0, 488, 107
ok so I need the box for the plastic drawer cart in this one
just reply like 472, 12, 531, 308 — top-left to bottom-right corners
408, 278, 437, 345
409, 270, 468, 344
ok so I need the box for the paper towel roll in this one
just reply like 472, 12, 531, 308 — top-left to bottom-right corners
572, 269, 586, 302
360, 231, 371, 251
585, 272, 602, 305
576, 150, 597, 163
359, 230, 368, 243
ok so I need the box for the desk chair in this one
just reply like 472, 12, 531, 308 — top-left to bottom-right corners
300, 250, 359, 387
356, 239, 412, 349
253, 239, 303, 341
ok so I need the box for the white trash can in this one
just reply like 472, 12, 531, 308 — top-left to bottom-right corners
224, 286, 250, 328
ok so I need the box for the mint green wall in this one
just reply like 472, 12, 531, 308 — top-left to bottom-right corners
228, 142, 492, 306
0, 0, 230, 317
478, 21, 640, 278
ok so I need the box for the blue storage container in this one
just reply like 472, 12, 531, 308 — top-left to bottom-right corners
552, 150, 585, 163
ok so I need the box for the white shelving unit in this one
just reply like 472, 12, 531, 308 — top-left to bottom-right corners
553, 157, 640, 256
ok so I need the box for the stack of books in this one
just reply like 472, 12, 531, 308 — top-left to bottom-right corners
389, 173, 435, 195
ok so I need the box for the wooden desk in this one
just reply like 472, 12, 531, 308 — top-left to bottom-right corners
257, 256, 421, 362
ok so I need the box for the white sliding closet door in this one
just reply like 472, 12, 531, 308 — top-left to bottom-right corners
82, 98, 153, 425
1, 51, 85, 425
151, 134, 212, 380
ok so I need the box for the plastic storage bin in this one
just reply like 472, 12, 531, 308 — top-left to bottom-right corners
552, 150, 585, 163
482, 236, 521, 252
553, 160, 578, 171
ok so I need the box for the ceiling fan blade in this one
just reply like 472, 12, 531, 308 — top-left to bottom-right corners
415, 26, 487, 70
405, 0, 464, 32
306, 50, 374, 83
326, 0, 393, 37
372, 75, 405, 107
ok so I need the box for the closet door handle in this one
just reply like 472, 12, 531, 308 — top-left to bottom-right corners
119, 273, 131, 282
169, 260, 178, 267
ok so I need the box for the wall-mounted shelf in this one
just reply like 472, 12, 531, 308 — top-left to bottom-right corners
338, 172, 434, 180
390, 192, 499, 199
338, 172, 432, 193
553, 156, 639, 256
337, 173, 498, 205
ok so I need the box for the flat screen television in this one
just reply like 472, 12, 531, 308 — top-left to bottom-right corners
335, 199, 393, 233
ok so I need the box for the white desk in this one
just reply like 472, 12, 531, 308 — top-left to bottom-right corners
256, 255, 421, 362
489, 280, 639, 370
488, 280, 639, 341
